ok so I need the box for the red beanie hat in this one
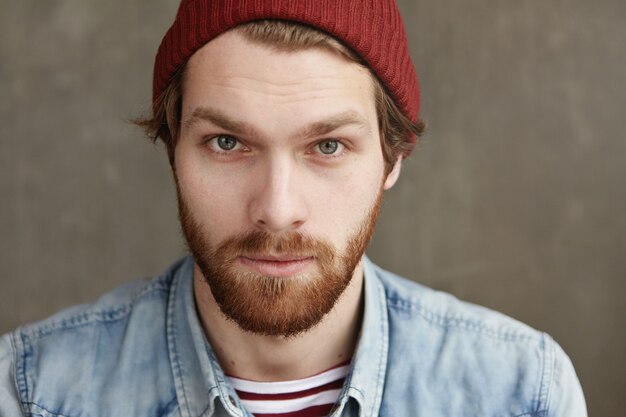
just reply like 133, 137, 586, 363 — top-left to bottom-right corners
153, 0, 420, 131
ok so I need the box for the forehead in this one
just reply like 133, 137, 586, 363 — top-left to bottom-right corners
182, 30, 378, 137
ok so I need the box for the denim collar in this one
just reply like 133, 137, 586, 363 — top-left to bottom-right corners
337, 257, 389, 417
167, 256, 389, 417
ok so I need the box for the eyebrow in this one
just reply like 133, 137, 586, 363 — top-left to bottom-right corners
299, 110, 372, 139
182, 107, 372, 140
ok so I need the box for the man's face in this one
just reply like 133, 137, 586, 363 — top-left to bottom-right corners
174, 30, 401, 337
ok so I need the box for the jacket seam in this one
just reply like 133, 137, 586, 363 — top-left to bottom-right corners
386, 294, 539, 342
538, 333, 556, 416
167, 271, 192, 417
23, 280, 171, 339
18, 391, 180, 417
161, 395, 180, 417
9, 331, 30, 414
23, 401, 73, 417
15, 331, 30, 408
371, 279, 388, 417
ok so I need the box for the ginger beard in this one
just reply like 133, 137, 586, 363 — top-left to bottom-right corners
177, 184, 384, 338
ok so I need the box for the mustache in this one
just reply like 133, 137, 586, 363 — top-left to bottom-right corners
213, 231, 336, 263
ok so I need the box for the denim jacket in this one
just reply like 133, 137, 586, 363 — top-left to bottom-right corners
0, 256, 586, 416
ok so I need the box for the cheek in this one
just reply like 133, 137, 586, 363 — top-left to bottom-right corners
175, 159, 248, 235
308, 162, 384, 244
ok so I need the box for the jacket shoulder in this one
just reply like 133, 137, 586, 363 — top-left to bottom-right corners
20, 271, 173, 339
370, 262, 586, 416
2, 259, 185, 417
372, 262, 540, 340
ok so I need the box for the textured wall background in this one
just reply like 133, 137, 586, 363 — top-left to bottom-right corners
1, 1, 624, 415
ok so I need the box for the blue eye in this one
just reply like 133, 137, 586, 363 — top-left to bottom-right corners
215, 135, 238, 151
317, 140, 341, 155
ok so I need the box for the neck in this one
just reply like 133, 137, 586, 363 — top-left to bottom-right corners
193, 260, 365, 382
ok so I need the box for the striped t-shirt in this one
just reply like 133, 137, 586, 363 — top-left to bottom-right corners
226, 362, 350, 417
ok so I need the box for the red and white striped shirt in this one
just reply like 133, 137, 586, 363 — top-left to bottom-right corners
227, 362, 350, 417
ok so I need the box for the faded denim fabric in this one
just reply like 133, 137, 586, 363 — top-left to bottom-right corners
0, 256, 587, 416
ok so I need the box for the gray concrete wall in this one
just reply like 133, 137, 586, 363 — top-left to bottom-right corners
1, 1, 624, 415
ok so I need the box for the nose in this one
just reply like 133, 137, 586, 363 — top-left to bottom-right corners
248, 155, 309, 233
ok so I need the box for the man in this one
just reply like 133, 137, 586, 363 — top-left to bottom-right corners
0, 0, 587, 416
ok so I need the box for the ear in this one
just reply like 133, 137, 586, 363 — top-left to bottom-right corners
383, 156, 403, 190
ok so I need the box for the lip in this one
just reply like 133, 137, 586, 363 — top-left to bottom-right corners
238, 255, 315, 277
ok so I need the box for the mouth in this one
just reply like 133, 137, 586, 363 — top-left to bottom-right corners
238, 254, 315, 277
